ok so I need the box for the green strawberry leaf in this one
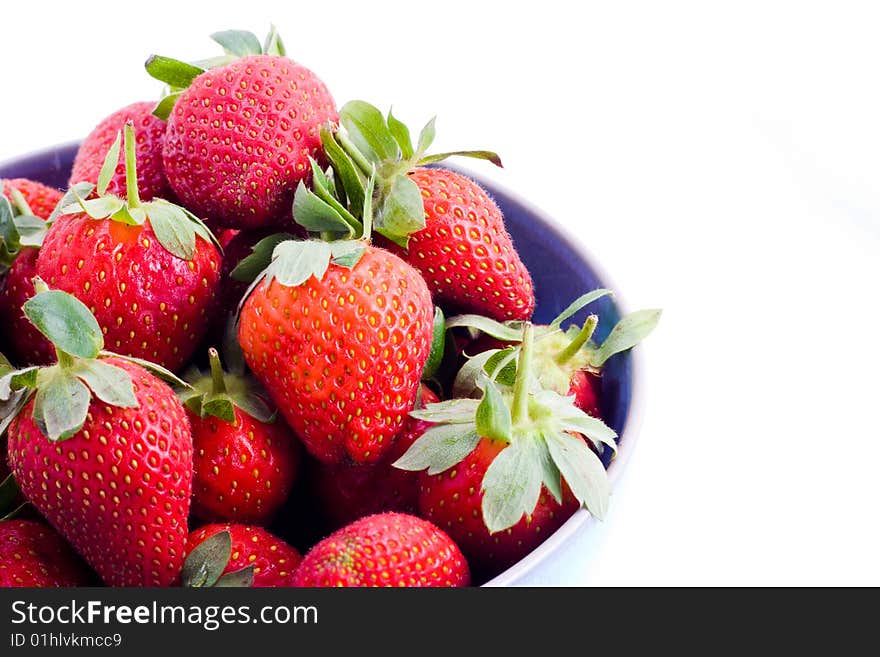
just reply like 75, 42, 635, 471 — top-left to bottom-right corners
33, 367, 91, 441
328, 240, 366, 269
545, 430, 610, 520
393, 423, 480, 475
210, 30, 263, 57
24, 290, 103, 359
152, 91, 182, 121
447, 314, 524, 342
47, 183, 95, 224
550, 289, 613, 329
145, 200, 197, 260
591, 309, 661, 367
0, 388, 31, 438
309, 158, 363, 233
0, 352, 14, 376
0, 196, 20, 269
484, 347, 519, 386
182, 530, 232, 588
231, 392, 274, 424
292, 182, 355, 237
269, 240, 332, 287
214, 565, 255, 587
415, 116, 437, 159
230, 233, 296, 283
453, 350, 499, 399
71, 360, 137, 409
421, 307, 446, 381
408, 398, 480, 423
144, 55, 205, 89
417, 150, 503, 168
387, 108, 415, 160
376, 174, 425, 245
0, 367, 39, 401
475, 379, 512, 442
14, 214, 49, 248
339, 100, 400, 164
320, 126, 367, 214
262, 24, 286, 56
97, 131, 122, 196
535, 436, 563, 504
481, 438, 543, 533
558, 414, 618, 454
201, 394, 237, 423
65, 195, 125, 221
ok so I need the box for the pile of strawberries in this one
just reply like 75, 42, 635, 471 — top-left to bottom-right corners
0, 27, 658, 588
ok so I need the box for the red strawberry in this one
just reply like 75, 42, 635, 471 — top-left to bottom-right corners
312, 385, 439, 528
184, 523, 302, 587
0, 179, 63, 365
418, 437, 580, 577
70, 101, 171, 201
0, 519, 93, 587
394, 322, 620, 579
394, 167, 534, 320
183, 348, 300, 525
319, 101, 532, 320
1, 178, 62, 218
4, 287, 193, 586
292, 512, 469, 587
148, 30, 337, 229
238, 241, 434, 465
37, 122, 221, 372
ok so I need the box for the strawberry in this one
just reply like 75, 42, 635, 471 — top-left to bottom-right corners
1, 178, 62, 218
2, 287, 193, 586
237, 184, 435, 464
146, 28, 337, 229
394, 322, 622, 578
417, 437, 581, 577
292, 512, 469, 587
318, 101, 533, 320
183, 523, 302, 587
0, 519, 93, 587
37, 122, 221, 372
0, 179, 65, 365
181, 348, 300, 525
311, 385, 439, 528
70, 101, 171, 201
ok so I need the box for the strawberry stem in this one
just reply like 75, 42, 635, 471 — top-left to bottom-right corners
556, 314, 598, 365
208, 348, 227, 395
123, 121, 141, 209
511, 323, 534, 425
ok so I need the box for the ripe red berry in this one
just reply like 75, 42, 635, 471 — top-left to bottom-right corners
292, 512, 470, 587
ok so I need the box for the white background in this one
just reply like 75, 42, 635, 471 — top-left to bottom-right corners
2, 1, 878, 585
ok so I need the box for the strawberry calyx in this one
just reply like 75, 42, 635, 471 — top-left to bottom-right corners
179, 348, 274, 424
145, 25, 287, 120
307, 101, 501, 248
394, 321, 618, 533
0, 351, 25, 522
181, 529, 254, 588
61, 121, 218, 261
0, 282, 189, 442
231, 171, 378, 300
448, 289, 661, 397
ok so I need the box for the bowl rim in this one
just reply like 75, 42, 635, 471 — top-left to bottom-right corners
0, 145, 648, 587
446, 162, 649, 587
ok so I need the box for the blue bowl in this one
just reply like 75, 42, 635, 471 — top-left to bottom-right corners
0, 144, 644, 586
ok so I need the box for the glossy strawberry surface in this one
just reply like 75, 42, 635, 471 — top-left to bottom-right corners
162, 55, 337, 229
239, 246, 433, 465
7, 358, 193, 586
37, 213, 221, 371
292, 512, 470, 587
0, 519, 93, 587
